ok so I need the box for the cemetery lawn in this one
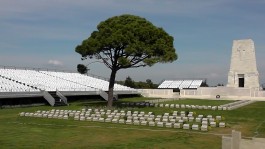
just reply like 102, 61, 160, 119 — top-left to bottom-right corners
0, 98, 264, 149
161, 98, 234, 106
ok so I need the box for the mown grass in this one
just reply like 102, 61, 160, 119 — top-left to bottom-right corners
161, 98, 234, 106
0, 98, 264, 149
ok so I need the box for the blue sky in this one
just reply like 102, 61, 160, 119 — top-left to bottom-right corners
0, 0, 265, 86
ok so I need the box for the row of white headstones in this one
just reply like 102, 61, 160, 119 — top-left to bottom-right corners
19, 108, 226, 131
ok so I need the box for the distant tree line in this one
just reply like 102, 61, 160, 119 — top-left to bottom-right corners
116, 76, 158, 89
201, 81, 209, 87
117, 77, 211, 89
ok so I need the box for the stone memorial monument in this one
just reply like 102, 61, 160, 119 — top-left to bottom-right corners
227, 39, 260, 89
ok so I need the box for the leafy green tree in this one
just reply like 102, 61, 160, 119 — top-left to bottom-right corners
75, 14, 177, 107
115, 80, 125, 86
77, 64, 88, 74
217, 83, 224, 86
201, 80, 209, 87
146, 79, 157, 89
124, 76, 135, 88
135, 81, 149, 89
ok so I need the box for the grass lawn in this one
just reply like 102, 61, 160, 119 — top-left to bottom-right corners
0, 98, 264, 149
161, 98, 234, 106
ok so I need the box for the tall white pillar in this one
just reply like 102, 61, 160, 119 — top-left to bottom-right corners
227, 39, 260, 89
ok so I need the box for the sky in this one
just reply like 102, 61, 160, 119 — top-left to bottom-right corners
0, 0, 265, 86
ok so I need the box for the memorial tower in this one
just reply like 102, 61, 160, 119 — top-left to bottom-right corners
227, 39, 260, 89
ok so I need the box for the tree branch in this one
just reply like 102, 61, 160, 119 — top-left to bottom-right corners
97, 53, 112, 69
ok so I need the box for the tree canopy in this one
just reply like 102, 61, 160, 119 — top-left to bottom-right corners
121, 76, 158, 89
75, 14, 178, 107
77, 64, 88, 74
124, 76, 135, 88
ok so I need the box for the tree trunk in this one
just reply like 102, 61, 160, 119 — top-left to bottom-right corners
107, 69, 117, 108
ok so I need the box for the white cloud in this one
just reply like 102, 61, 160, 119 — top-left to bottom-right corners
48, 60, 63, 66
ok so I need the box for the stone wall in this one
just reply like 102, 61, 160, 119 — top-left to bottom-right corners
180, 87, 265, 100
139, 89, 179, 99
138, 87, 265, 100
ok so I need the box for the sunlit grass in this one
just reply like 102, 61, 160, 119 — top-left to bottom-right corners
0, 97, 264, 149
